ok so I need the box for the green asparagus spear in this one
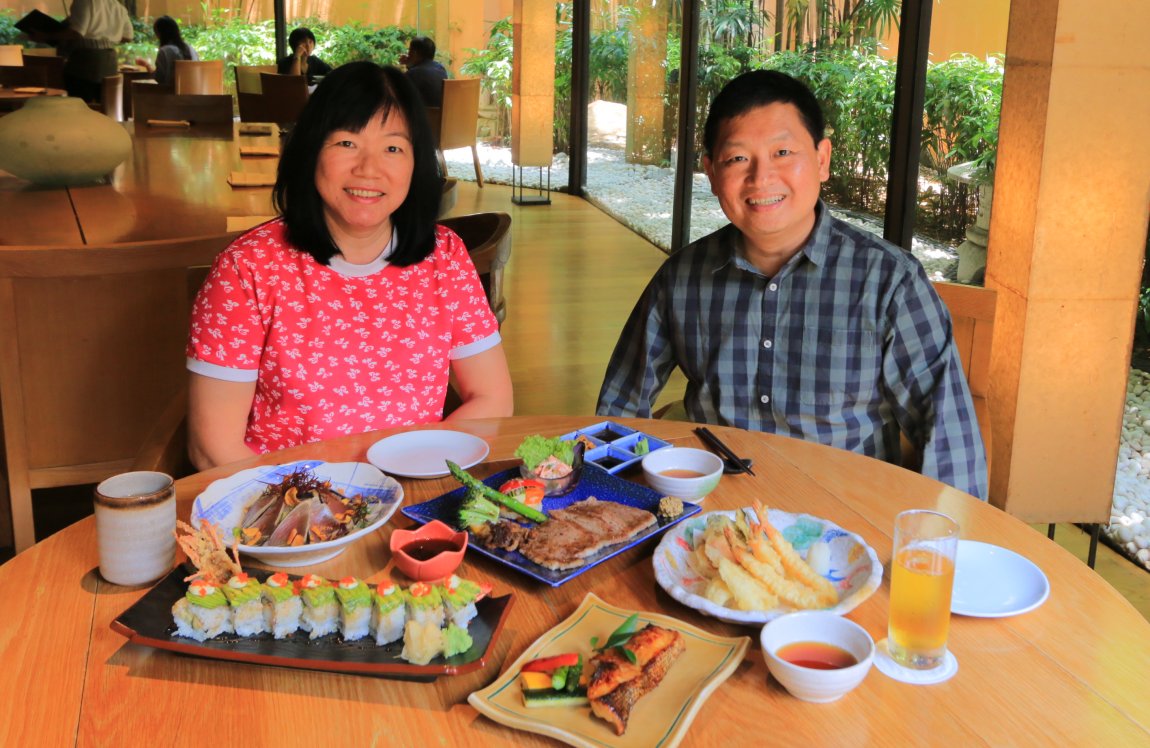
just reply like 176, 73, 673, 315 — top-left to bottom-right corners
446, 460, 549, 523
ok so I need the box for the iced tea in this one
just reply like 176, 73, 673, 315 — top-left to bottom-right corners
887, 510, 959, 669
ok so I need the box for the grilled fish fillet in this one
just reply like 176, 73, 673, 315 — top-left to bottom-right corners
588, 624, 685, 735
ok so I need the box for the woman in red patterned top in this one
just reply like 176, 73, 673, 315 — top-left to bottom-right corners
186, 62, 512, 469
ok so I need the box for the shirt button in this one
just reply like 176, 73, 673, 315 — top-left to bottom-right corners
763, 339, 772, 349
760, 395, 770, 404
768, 283, 778, 291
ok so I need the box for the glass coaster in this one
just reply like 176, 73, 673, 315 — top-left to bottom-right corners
873, 638, 958, 685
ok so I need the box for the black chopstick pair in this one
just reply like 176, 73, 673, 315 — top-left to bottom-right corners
694, 426, 756, 476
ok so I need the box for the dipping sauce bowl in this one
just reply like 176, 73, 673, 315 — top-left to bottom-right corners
760, 611, 875, 703
390, 520, 467, 581
641, 447, 723, 501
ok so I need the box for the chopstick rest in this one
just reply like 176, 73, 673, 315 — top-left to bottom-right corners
239, 145, 279, 158
147, 118, 191, 128
227, 171, 276, 188
238, 123, 274, 135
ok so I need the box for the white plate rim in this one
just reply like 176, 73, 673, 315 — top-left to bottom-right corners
189, 460, 403, 564
366, 429, 490, 478
652, 508, 883, 625
951, 539, 1050, 617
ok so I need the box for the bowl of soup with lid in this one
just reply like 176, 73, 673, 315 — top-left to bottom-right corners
640, 447, 723, 501
760, 611, 875, 702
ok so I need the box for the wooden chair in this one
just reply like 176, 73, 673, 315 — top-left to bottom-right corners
121, 70, 158, 120
133, 93, 234, 125
0, 65, 46, 88
249, 73, 309, 126
101, 74, 123, 121
932, 281, 995, 476
0, 233, 237, 552
436, 78, 484, 187
22, 54, 65, 89
20, 47, 58, 58
235, 64, 277, 122
439, 212, 512, 324
173, 59, 225, 95
438, 177, 458, 218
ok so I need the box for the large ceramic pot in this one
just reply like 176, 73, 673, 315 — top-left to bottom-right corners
0, 96, 131, 186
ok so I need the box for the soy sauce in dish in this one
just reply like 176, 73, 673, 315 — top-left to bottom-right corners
590, 428, 624, 442
401, 538, 461, 561
777, 641, 858, 670
595, 456, 624, 469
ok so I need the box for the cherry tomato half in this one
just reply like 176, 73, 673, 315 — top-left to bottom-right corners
498, 478, 546, 505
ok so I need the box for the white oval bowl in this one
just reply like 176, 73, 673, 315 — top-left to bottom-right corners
190, 460, 403, 567
760, 611, 875, 703
641, 447, 723, 501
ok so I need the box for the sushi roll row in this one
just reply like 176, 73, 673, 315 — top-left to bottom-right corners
171, 572, 490, 664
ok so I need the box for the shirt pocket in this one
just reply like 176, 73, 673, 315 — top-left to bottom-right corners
797, 327, 883, 407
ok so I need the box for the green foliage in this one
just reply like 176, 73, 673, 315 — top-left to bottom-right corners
923, 54, 1002, 175
319, 21, 411, 68
589, 4, 632, 103
0, 10, 22, 45
459, 18, 513, 145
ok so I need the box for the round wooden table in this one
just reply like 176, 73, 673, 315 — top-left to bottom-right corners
2, 417, 1148, 746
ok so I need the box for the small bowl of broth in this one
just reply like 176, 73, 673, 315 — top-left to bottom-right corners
389, 520, 468, 582
760, 611, 875, 703
640, 447, 723, 501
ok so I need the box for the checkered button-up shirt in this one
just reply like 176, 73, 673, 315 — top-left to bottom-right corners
596, 203, 988, 499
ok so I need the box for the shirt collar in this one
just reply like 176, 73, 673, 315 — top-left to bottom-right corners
328, 228, 398, 278
719, 200, 832, 277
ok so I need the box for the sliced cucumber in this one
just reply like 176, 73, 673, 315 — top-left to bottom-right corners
522, 687, 589, 708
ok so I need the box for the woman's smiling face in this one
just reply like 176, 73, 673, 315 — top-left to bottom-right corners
315, 107, 414, 257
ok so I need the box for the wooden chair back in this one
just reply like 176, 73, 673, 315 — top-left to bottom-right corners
133, 93, 234, 125
20, 47, 58, 57
235, 65, 277, 122
121, 70, 158, 119
251, 73, 309, 125
0, 233, 237, 552
22, 54, 65, 88
173, 59, 225, 95
438, 177, 458, 218
438, 212, 512, 324
932, 281, 997, 479
436, 78, 484, 187
102, 74, 123, 121
0, 45, 21, 67
0, 64, 46, 88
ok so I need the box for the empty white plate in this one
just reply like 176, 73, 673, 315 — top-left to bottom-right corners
366, 430, 490, 479
951, 540, 1050, 617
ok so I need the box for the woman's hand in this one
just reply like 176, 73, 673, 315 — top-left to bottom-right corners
444, 344, 514, 421
135, 56, 154, 72
187, 373, 258, 470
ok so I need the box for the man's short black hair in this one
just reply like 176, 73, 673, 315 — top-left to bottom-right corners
273, 61, 442, 267
288, 27, 317, 51
703, 70, 826, 156
408, 36, 436, 61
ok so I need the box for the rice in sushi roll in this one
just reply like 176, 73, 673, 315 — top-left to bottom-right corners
298, 574, 340, 639
400, 619, 444, 665
172, 578, 233, 641
222, 572, 268, 636
334, 576, 372, 641
261, 571, 302, 639
370, 579, 406, 646
441, 575, 489, 630
405, 581, 444, 628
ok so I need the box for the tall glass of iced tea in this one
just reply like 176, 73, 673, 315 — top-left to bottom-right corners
887, 510, 959, 669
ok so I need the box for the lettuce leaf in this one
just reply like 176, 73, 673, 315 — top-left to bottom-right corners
515, 435, 575, 471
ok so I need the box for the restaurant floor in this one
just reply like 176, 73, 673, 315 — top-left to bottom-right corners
2, 182, 1145, 625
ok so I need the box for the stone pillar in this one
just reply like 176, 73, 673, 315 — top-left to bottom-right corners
512, 0, 555, 168
985, 0, 1150, 521
625, 2, 668, 166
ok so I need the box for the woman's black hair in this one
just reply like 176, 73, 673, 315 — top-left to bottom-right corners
703, 70, 826, 157
288, 27, 317, 52
273, 61, 442, 267
153, 16, 191, 62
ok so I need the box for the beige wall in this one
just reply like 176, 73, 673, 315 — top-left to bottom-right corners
882, 0, 1010, 61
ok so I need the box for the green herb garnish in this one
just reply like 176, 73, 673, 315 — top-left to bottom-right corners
591, 613, 641, 664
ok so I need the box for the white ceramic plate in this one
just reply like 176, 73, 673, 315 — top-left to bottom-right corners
366, 430, 490, 478
951, 540, 1050, 617
653, 508, 883, 626
190, 460, 403, 567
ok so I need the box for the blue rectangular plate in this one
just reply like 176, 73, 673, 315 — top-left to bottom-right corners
402, 467, 701, 587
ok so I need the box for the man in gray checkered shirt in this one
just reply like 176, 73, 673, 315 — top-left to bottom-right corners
597, 70, 987, 499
